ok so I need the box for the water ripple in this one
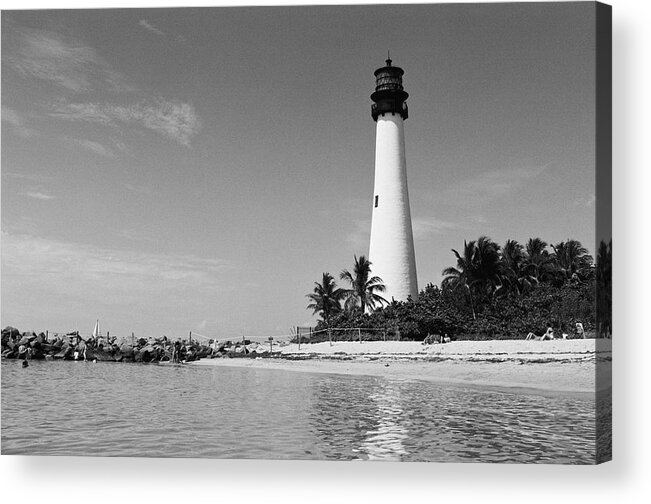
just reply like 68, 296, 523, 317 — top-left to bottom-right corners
1, 360, 596, 463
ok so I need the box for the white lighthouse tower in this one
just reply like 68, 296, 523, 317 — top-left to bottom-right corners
368, 57, 418, 304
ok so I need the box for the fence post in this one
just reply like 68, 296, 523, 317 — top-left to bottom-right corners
132, 332, 134, 346
189, 331, 192, 344
383, 329, 386, 342
358, 328, 362, 344
328, 328, 332, 347
297, 326, 301, 350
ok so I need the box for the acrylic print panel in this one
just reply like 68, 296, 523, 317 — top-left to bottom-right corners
1, 2, 611, 464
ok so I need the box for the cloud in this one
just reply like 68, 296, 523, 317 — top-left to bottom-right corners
51, 99, 201, 146
139, 19, 165, 36
2, 171, 53, 183
19, 191, 56, 200
61, 137, 115, 158
574, 194, 596, 207
1, 106, 38, 138
3, 25, 128, 93
1, 232, 233, 305
457, 164, 551, 199
411, 217, 457, 239
434, 162, 553, 207
345, 218, 371, 253
113, 228, 156, 243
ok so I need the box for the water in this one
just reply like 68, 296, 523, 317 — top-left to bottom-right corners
1, 359, 596, 463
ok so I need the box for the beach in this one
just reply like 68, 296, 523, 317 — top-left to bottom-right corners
191, 339, 611, 399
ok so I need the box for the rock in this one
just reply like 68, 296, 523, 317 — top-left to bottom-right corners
54, 346, 73, 360
2, 349, 16, 359
2, 326, 21, 339
94, 348, 114, 362
120, 344, 134, 358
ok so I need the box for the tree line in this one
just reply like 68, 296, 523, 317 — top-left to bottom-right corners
306, 237, 612, 340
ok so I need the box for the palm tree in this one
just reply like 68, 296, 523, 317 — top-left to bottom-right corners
524, 238, 554, 283
472, 236, 502, 298
306, 272, 345, 326
340, 255, 387, 313
442, 240, 478, 319
500, 239, 536, 295
551, 239, 593, 283
442, 237, 502, 305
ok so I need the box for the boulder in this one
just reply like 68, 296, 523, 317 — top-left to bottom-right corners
2, 326, 21, 339
94, 348, 114, 362
1, 349, 16, 359
120, 344, 134, 358
54, 346, 73, 360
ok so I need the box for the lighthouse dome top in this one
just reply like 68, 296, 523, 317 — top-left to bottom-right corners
370, 57, 409, 121
373, 58, 405, 93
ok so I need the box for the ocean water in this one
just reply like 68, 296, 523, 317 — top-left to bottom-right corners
1, 359, 596, 463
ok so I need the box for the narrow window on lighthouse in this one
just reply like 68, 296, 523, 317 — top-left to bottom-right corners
374, 195, 379, 208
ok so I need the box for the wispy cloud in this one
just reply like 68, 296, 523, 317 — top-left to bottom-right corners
1, 106, 39, 138
51, 99, 201, 146
338, 198, 372, 253
2, 171, 53, 183
345, 218, 371, 253
113, 228, 156, 243
19, 191, 56, 200
1, 232, 234, 305
435, 163, 553, 206
3, 24, 128, 93
574, 194, 596, 207
61, 136, 115, 158
411, 217, 458, 239
138, 19, 165, 36
457, 164, 551, 199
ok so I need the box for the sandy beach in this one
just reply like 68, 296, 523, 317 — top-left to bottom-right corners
191, 339, 611, 399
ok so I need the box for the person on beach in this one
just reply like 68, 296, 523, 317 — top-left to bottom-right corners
525, 327, 554, 341
576, 322, 585, 339
173, 340, 181, 363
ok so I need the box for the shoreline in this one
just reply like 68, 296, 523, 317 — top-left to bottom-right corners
190, 339, 611, 400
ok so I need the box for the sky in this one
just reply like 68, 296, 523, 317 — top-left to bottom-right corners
1, 3, 598, 339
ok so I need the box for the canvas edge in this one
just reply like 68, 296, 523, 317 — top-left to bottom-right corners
595, 0, 612, 465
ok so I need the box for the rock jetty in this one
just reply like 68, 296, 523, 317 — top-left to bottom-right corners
1, 326, 276, 364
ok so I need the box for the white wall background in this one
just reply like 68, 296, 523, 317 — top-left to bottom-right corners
1, 1, 649, 503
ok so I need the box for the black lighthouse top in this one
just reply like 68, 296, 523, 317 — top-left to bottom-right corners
371, 57, 409, 121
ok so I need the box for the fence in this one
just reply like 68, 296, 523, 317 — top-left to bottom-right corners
293, 326, 401, 347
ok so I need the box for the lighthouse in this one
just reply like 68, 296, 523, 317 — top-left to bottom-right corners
368, 57, 418, 304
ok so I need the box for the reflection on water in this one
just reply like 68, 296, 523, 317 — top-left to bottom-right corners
1, 360, 597, 463
357, 382, 409, 460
